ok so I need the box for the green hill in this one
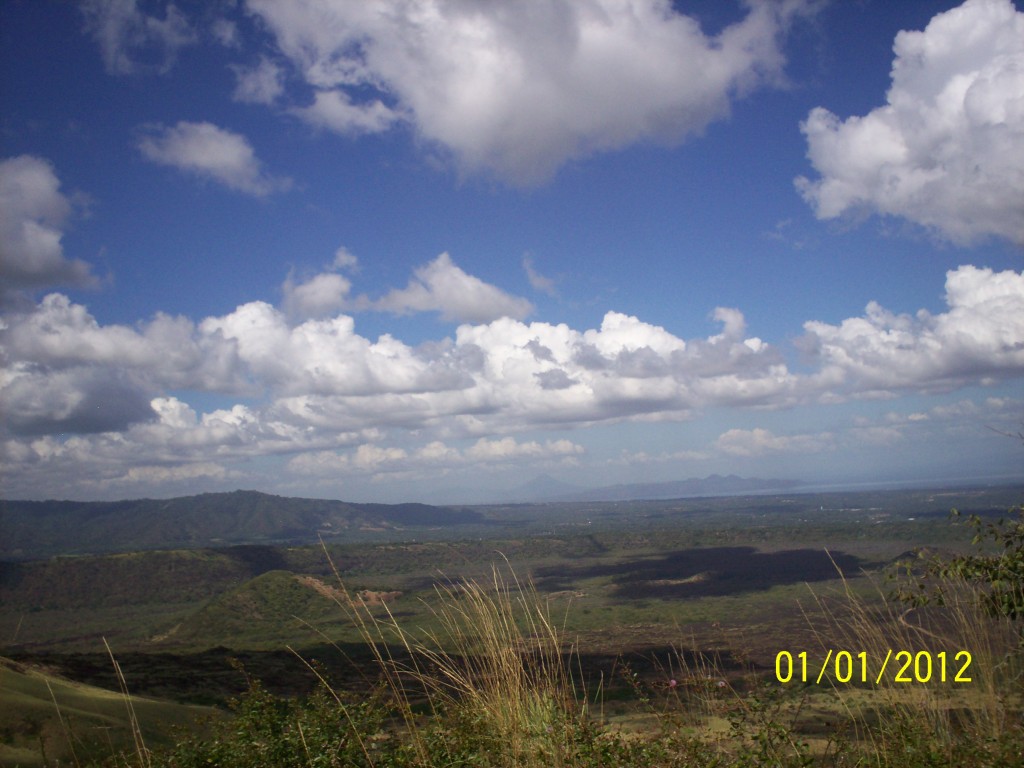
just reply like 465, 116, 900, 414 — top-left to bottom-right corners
1, 490, 482, 559
166, 570, 358, 649
0, 543, 395, 652
0, 656, 219, 767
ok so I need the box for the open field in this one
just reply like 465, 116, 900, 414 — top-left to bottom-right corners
1, 484, 1022, 765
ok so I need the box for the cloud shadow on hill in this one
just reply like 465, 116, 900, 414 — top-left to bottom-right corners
533, 546, 862, 600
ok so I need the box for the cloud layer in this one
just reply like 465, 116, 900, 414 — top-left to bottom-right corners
245, 0, 813, 184
798, 0, 1024, 245
3, 255, 1021, 497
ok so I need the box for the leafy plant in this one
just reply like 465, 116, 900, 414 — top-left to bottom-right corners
894, 506, 1024, 642
155, 678, 393, 768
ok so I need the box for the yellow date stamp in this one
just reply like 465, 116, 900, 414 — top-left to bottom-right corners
775, 649, 973, 685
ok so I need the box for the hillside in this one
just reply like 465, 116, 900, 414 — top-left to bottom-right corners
0, 490, 481, 559
0, 656, 218, 767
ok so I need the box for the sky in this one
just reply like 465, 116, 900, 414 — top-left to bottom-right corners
1, 0, 1022, 504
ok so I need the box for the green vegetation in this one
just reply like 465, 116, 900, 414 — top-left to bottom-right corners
99, 556, 1024, 767
895, 505, 1024, 639
2, 485, 1023, 766
0, 656, 217, 767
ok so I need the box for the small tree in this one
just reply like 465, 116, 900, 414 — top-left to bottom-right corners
894, 506, 1024, 645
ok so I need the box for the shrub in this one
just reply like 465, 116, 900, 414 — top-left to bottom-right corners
894, 506, 1024, 644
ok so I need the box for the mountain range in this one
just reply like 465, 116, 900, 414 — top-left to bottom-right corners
0, 490, 480, 560
1, 475, 803, 559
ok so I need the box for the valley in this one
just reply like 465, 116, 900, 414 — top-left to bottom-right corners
1, 483, 1022, 766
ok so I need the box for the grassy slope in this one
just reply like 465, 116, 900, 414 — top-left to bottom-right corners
0, 656, 219, 767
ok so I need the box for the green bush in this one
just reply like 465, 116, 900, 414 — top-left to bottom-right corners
154, 679, 393, 768
894, 505, 1024, 642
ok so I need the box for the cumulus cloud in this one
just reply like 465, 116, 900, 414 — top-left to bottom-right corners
3, 264, 1022, 497
838, 395, 1022, 453
372, 252, 534, 322
137, 121, 291, 196
797, 0, 1024, 245
245, 0, 814, 184
281, 246, 362, 319
0, 293, 249, 443
1, 293, 243, 392
199, 300, 469, 398
799, 265, 1024, 396
0, 155, 97, 292
2, 367, 156, 436
81, 0, 196, 75
282, 272, 352, 319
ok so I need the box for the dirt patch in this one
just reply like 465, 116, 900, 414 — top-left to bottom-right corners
356, 589, 403, 606
294, 575, 402, 607
294, 574, 346, 603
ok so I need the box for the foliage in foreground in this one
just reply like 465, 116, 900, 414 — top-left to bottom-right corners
894, 505, 1024, 638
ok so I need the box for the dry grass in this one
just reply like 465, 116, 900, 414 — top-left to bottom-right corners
805, 558, 1023, 765
318, 550, 588, 767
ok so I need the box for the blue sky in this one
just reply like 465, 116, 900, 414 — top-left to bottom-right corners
1, 0, 1022, 503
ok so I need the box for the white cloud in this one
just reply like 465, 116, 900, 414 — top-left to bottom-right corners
2, 293, 242, 392
246, 0, 815, 184
6, 267, 1019, 444
842, 395, 1023, 452
293, 89, 401, 135
232, 57, 285, 104
137, 121, 291, 196
282, 272, 352, 319
797, 0, 1024, 245
609, 447, 710, 466
523, 255, 557, 297
199, 300, 459, 397
799, 266, 1024, 396
0, 156, 96, 292
353, 443, 409, 471
332, 246, 359, 271
3, 263, 1022, 497
282, 246, 361, 318
288, 435, 583, 479
372, 252, 534, 323
81, 0, 196, 75
113, 461, 236, 487
714, 427, 834, 457
465, 436, 583, 462
848, 425, 905, 447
